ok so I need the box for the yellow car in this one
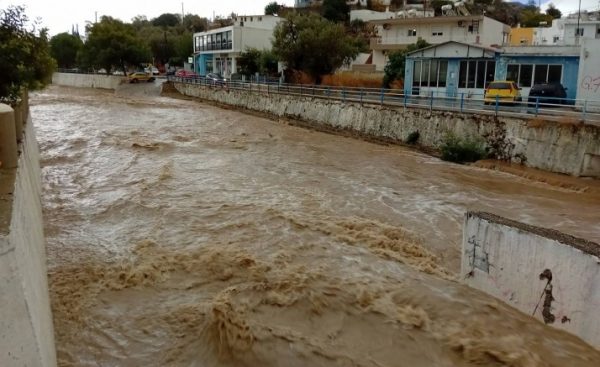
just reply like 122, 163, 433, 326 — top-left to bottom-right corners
127, 72, 155, 83
484, 81, 522, 104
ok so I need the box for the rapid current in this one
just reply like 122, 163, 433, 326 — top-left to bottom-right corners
32, 84, 600, 366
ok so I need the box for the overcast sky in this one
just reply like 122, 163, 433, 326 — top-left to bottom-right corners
0, 0, 598, 36
0, 0, 296, 35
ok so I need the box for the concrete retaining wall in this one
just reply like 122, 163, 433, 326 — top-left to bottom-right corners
461, 212, 600, 348
0, 106, 57, 366
52, 72, 123, 89
172, 82, 600, 177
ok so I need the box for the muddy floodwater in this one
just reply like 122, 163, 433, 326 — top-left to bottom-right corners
33, 85, 600, 366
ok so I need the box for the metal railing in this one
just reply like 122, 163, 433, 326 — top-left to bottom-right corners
170, 75, 600, 123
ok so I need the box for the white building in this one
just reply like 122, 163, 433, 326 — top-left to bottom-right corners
369, 15, 510, 71
295, 0, 368, 7
192, 15, 283, 77
533, 12, 600, 46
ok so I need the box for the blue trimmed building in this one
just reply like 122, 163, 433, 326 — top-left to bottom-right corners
404, 41, 582, 100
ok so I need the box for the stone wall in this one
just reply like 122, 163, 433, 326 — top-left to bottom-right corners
52, 72, 123, 90
461, 212, 600, 349
0, 107, 57, 366
172, 82, 600, 177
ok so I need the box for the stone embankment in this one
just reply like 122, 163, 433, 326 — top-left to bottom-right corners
171, 81, 600, 178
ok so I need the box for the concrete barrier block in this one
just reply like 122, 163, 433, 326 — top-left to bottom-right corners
0, 104, 18, 168
461, 211, 600, 348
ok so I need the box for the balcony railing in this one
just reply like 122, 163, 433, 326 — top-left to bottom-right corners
196, 40, 233, 52
168, 75, 600, 124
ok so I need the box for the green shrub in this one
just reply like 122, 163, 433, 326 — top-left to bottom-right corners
406, 131, 420, 145
439, 133, 487, 163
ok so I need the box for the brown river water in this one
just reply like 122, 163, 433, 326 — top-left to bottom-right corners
32, 84, 600, 366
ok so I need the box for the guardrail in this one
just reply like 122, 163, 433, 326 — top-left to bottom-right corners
171, 75, 600, 123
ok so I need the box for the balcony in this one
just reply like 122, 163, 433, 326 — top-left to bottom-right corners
369, 37, 410, 51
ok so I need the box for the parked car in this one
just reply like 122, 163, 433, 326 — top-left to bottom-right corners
527, 83, 567, 106
206, 73, 227, 86
175, 69, 197, 77
145, 66, 159, 75
484, 81, 522, 104
127, 72, 155, 83
112, 70, 126, 76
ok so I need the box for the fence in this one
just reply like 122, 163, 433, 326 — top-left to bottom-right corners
168, 75, 600, 123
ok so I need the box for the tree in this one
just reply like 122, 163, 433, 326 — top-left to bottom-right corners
383, 39, 430, 88
322, 0, 350, 23
78, 16, 150, 73
152, 13, 180, 28
238, 48, 262, 77
237, 48, 279, 78
520, 9, 553, 27
546, 3, 562, 19
171, 32, 193, 65
265, 2, 282, 16
0, 5, 55, 103
50, 32, 83, 68
182, 14, 208, 33
272, 13, 360, 83
149, 32, 175, 65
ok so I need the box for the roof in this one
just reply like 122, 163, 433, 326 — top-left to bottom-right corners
406, 41, 500, 59
502, 45, 580, 57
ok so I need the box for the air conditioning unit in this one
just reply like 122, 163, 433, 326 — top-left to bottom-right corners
458, 21, 465, 27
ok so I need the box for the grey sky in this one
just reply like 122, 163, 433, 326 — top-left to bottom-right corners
0, 0, 295, 35
0, 0, 598, 36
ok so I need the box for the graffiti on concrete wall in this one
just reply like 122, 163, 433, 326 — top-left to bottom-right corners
580, 75, 600, 93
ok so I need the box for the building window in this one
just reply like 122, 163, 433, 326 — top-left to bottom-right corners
575, 28, 584, 36
468, 21, 479, 34
432, 28, 443, 36
458, 60, 496, 89
553, 36, 560, 43
506, 63, 562, 87
412, 59, 449, 88
200, 31, 233, 52
408, 29, 417, 37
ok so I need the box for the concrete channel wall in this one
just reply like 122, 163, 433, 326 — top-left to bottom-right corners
52, 72, 123, 89
0, 101, 57, 366
172, 82, 600, 178
461, 212, 600, 349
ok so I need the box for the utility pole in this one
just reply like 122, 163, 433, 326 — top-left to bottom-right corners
95, 11, 97, 23
181, 2, 184, 24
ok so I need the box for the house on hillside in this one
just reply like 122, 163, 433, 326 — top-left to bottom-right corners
192, 15, 283, 77
369, 15, 510, 71
294, 0, 368, 7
